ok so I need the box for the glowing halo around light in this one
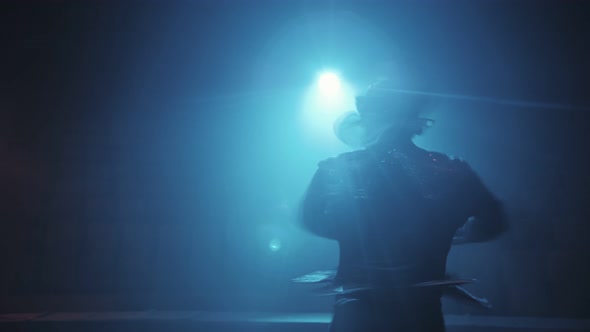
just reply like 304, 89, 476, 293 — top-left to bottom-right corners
299, 70, 358, 148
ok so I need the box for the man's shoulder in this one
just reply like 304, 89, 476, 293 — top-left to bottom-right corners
423, 150, 476, 174
317, 150, 372, 169
425, 149, 465, 164
446, 155, 474, 172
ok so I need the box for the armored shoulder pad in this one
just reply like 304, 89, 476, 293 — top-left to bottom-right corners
317, 150, 371, 169
447, 157, 479, 178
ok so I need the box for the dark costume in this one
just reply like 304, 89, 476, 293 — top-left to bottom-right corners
299, 80, 507, 332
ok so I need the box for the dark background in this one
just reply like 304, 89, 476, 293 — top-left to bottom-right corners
1, 0, 589, 318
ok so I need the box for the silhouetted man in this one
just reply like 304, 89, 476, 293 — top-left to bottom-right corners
299, 80, 508, 332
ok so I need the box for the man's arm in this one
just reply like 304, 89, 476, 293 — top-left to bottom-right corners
452, 161, 509, 244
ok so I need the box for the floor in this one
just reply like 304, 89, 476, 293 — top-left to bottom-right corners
2, 311, 590, 332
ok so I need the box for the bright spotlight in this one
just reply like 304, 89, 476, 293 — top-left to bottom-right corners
317, 72, 341, 95
300, 70, 357, 148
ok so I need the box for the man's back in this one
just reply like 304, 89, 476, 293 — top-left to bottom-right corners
301, 143, 506, 288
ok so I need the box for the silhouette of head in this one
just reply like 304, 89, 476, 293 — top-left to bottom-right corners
334, 79, 434, 148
